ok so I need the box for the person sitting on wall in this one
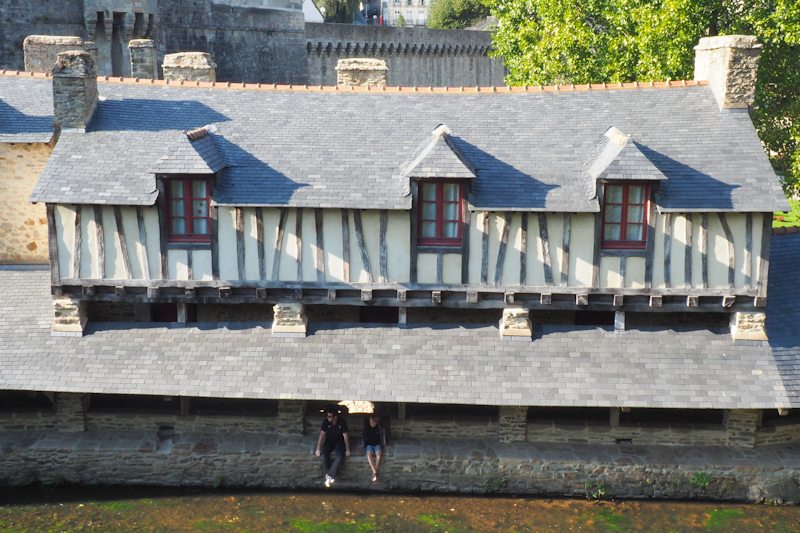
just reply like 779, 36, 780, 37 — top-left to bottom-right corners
315, 404, 350, 488
362, 414, 384, 482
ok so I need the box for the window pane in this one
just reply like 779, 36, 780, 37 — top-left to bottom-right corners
605, 185, 622, 204
172, 217, 187, 234
443, 183, 459, 202
422, 183, 437, 201
192, 180, 207, 198
443, 202, 459, 221
193, 199, 208, 218
604, 224, 620, 240
627, 205, 644, 224
422, 202, 437, 220
193, 218, 208, 234
626, 224, 643, 241
421, 221, 436, 238
171, 199, 185, 217
443, 222, 458, 238
605, 205, 622, 223
628, 186, 646, 204
170, 180, 185, 198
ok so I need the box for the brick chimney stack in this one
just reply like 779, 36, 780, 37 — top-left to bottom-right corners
52, 50, 99, 132
335, 58, 388, 88
694, 35, 762, 111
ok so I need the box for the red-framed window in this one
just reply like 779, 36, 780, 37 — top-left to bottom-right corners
166, 178, 211, 243
601, 183, 648, 249
418, 181, 462, 246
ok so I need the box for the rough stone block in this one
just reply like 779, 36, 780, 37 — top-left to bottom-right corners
499, 308, 532, 337
162, 52, 217, 82
499, 406, 528, 443
730, 312, 767, 341
52, 297, 87, 336
272, 302, 307, 336
24, 35, 85, 73
335, 58, 388, 88
694, 35, 761, 110
52, 51, 98, 131
128, 39, 158, 79
56, 393, 89, 433
724, 409, 759, 448
277, 400, 306, 436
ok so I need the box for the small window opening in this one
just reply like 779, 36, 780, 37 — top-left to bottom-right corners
359, 306, 399, 324
574, 311, 615, 326
133, 12, 144, 38
145, 14, 155, 38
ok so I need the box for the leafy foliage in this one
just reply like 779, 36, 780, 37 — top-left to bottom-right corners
319, 0, 361, 23
485, 0, 800, 193
397, 11, 407, 26
427, 0, 490, 29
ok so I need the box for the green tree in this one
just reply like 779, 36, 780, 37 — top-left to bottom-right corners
319, 0, 360, 23
427, 0, 490, 29
484, 0, 800, 193
397, 11, 407, 26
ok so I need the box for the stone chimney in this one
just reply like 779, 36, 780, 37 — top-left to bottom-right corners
335, 58, 388, 88
24, 35, 85, 72
84, 41, 99, 73
162, 52, 216, 82
52, 50, 98, 132
129, 39, 158, 79
694, 35, 762, 111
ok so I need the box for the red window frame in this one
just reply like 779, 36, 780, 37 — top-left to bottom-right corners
417, 180, 463, 247
601, 183, 649, 250
166, 178, 212, 243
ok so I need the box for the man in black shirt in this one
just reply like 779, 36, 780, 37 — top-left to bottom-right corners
315, 405, 350, 487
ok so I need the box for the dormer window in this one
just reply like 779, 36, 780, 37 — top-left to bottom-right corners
601, 183, 648, 249
419, 181, 462, 246
167, 178, 211, 243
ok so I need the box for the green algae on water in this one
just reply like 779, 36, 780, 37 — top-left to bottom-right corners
594, 508, 630, 532
290, 519, 373, 532
705, 509, 745, 530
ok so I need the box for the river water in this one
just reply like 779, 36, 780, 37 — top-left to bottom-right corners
1, 486, 800, 532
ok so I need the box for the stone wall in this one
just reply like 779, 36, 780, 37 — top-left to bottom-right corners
87, 411, 280, 435
306, 23, 506, 87
527, 420, 729, 447
391, 415, 497, 439
755, 420, 800, 446
0, 142, 51, 264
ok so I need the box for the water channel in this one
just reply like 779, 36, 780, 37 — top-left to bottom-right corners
1, 486, 799, 532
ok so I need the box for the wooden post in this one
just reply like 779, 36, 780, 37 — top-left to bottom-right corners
210, 204, 220, 281
256, 207, 266, 281
379, 210, 388, 283
113, 206, 132, 280
341, 209, 351, 283
73, 205, 82, 279
295, 208, 303, 282
744, 213, 752, 289
757, 212, 771, 299
644, 187, 657, 288
316, 209, 326, 283
538, 213, 553, 286
561, 213, 571, 286
135, 206, 150, 280
663, 212, 672, 288
701, 213, 708, 289
684, 213, 693, 289
46, 204, 60, 286
618, 255, 627, 289
272, 207, 288, 281
235, 207, 246, 281
353, 210, 373, 282
591, 187, 604, 288
156, 180, 169, 279
93, 205, 105, 279
493, 212, 512, 285
186, 249, 193, 281
436, 253, 443, 284
480, 211, 489, 284
460, 187, 471, 284
718, 213, 735, 289
520, 212, 528, 285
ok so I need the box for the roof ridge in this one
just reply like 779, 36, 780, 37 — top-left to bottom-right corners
0, 69, 710, 93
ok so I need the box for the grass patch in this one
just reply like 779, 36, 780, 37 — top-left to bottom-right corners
101, 501, 137, 512
139, 498, 177, 507
290, 519, 373, 532
773, 200, 800, 227
594, 509, 630, 532
704, 509, 745, 530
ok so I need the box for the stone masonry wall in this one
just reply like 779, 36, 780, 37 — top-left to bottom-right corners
527, 420, 729, 447
755, 420, 800, 446
725, 409, 759, 447
0, 142, 51, 264
88, 411, 280, 435
391, 416, 497, 439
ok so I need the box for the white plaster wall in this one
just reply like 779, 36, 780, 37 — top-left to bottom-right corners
360, 211, 381, 282
670, 215, 687, 288
54, 205, 75, 279
626, 257, 646, 288
570, 214, 594, 287
442, 254, 461, 284
486, 213, 502, 283
193, 250, 213, 280
651, 213, 666, 288
600, 256, 621, 288
690, 214, 704, 288
243, 208, 260, 281
526, 214, 546, 286
142, 207, 161, 280
546, 214, 563, 285
262, 208, 281, 281
467, 211, 485, 285
168, 249, 189, 280
417, 253, 437, 284
322, 209, 345, 282
301, 209, 318, 282
387, 211, 410, 283
752, 213, 764, 287
499, 213, 522, 286
102, 206, 125, 280
280, 209, 299, 281
119, 207, 144, 279
707, 214, 728, 289
729, 213, 747, 288
218, 207, 239, 281
80, 205, 97, 279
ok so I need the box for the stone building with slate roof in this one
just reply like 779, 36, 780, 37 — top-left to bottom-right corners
1, 36, 800, 497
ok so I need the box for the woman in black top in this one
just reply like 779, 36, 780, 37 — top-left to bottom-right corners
362, 414, 382, 481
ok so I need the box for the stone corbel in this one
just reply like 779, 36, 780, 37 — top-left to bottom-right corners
272, 302, 308, 338
499, 308, 532, 338
730, 311, 767, 341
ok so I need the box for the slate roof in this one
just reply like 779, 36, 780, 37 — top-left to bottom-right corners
0, 234, 798, 407
149, 129, 226, 175
402, 126, 476, 179
584, 128, 667, 182
0, 76, 54, 143
8, 75, 786, 211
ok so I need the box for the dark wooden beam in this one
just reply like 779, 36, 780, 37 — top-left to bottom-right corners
93, 205, 105, 279
466, 291, 478, 303
255, 288, 266, 299
235, 207, 246, 281
480, 211, 489, 284
744, 213, 752, 289
135, 206, 150, 281
315, 208, 325, 283
619, 255, 627, 289
493, 212, 511, 285
271, 207, 288, 282
156, 180, 169, 280
147, 286, 160, 298
82, 285, 95, 296
613, 294, 623, 306
684, 213, 693, 290
186, 249, 193, 281
701, 213, 708, 289
341, 209, 351, 283
649, 295, 662, 308
718, 213, 735, 289
460, 187, 471, 285
379, 209, 388, 283
436, 252, 443, 284
186, 287, 196, 299
397, 289, 407, 302
353, 210, 373, 283
210, 204, 219, 281
115, 286, 126, 297
520, 212, 528, 286
256, 207, 266, 282
538, 213, 553, 286
540, 293, 551, 305
561, 213, 571, 287
757, 212, 771, 298
592, 187, 604, 288
576, 294, 588, 306
663, 213, 672, 288
644, 187, 657, 288
46, 204, 60, 286
327, 288, 336, 300
410, 182, 419, 284
432, 290, 442, 304
73, 205, 82, 279
295, 208, 303, 282
112, 207, 132, 280
361, 289, 372, 302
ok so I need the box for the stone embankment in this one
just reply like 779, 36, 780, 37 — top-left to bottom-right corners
1, 430, 799, 503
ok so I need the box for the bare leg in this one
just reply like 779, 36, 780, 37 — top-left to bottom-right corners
367, 451, 377, 473
375, 450, 382, 473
